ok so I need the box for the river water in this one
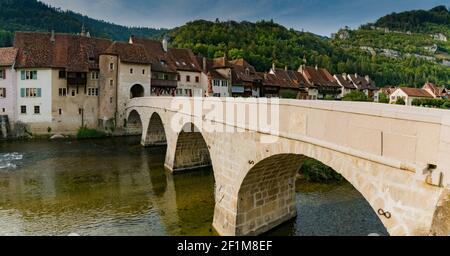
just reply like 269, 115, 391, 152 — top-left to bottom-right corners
0, 137, 387, 236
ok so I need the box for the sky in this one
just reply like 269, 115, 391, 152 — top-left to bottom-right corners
40, 0, 449, 36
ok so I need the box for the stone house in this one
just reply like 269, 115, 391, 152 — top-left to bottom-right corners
347, 73, 378, 99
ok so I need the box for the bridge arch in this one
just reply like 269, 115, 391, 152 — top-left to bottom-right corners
126, 110, 142, 135
234, 152, 388, 235
142, 112, 167, 147
171, 122, 212, 172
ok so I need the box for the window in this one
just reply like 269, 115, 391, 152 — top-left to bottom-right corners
34, 106, 40, 115
59, 70, 66, 79
88, 88, 99, 96
109, 79, 114, 87
0, 69, 5, 79
109, 63, 114, 71
71, 90, 76, 97
21, 70, 37, 80
195, 76, 199, 83
58, 108, 62, 115
58, 88, 67, 97
21, 88, 41, 98
213, 80, 220, 87
1, 108, 5, 113
0, 88, 5, 98
91, 71, 99, 80
186, 75, 190, 82
20, 106, 26, 114
78, 108, 82, 115
130, 68, 134, 74
177, 74, 181, 81
142, 69, 146, 75
110, 97, 113, 104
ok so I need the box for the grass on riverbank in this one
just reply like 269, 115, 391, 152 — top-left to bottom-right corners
76, 127, 108, 139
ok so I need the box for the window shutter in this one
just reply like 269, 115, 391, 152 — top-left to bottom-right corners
37, 88, 42, 97
3, 69, 5, 79
20, 88, 25, 97
21, 71, 25, 80
33, 71, 37, 80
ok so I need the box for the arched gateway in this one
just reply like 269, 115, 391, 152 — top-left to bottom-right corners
127, 97, 450, 236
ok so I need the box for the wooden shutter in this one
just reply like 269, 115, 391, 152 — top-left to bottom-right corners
37, 88, 42, 97
20, 88, 25, 97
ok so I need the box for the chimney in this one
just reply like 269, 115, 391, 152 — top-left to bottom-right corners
264, 72, 268, 80
50, 30, 55, 44
315, 65, 318, 70
129, 35, 135, 44
355, 73, 358, 78
342, 73, 347, 80
299, 65, 304, 73
203, 57, 207, 71
81, 24, 86, 37
86, 31, 91, 38
365, 75, 370, 82
272, 63, 276, 71
285, 65, 288, 71
162, 36, 168, 52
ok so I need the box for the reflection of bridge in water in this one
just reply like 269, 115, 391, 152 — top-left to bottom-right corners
127, 97, 450, 236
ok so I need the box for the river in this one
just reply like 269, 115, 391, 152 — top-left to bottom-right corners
0, 137, 388, 236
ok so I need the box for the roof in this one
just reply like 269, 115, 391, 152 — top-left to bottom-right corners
0, 47, 18, 67
399, 87, 433, 98
14, 32, 112, 72
103, 41, 152, 64
229, 60, 262, 85
271, 68, 301, 89
200, 57, 228, 80
168, 48, 202, 72
423, 82, 444, 97
334, 74, 356, 89
348, 74, 377, 90
258, 72, 282, 87
300, 66, 340, 88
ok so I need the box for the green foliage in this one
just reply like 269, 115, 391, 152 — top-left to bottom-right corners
0, 0, 167, 47
342, 90, 369, 101
411, 98, 450, 109
324, 95, 335, 101
299, 158, 343, 183
77, 127, 107, 139
395, 97, 406, 105
378, 92, 390, 103
279, 89, 298, 99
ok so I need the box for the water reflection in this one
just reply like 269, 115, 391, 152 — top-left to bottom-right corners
0, 137, 387, 236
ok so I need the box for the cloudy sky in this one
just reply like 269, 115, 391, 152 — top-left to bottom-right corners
40, 0, 448, 36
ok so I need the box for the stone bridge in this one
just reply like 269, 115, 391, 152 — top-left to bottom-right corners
126, 97, 450, 236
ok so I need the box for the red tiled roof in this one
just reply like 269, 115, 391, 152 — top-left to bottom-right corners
14, 32, 112, 72
103, 41, 152, 64
168, 48, 202, 72
399, 87, 433, 98
334, 74, 355, 89
348, 74, 377, 90
0, 47, 18, 67
423, 82, 443, 97
300, 66, 340, 88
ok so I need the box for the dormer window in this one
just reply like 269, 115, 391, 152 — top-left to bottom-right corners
176, 61, 180, 66
160, 60, 166, 66
245, 68, 250, 75
182, 61, 186, 65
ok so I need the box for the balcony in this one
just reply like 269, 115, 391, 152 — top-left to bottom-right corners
67, 72, 87, 86
151, 79, 177, 88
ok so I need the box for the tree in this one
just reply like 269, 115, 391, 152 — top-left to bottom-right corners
342, 91, 369, 102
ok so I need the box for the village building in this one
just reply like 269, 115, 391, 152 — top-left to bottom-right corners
268, 65, 314, 99
228, 59, 263, 97
422, 82, 447, 99
334, 73, 356, 98
298, 65, 341, 99
389, 87, 434, 105
201, 57, 231, 97
347, 73, 378, 98
0, 47, 18, 124
13, 31, 112, 133
169, 48, 205, 97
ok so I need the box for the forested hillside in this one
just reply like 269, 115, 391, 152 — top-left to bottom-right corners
0, 0, 166, 46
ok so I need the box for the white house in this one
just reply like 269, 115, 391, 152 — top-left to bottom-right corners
0, 47, 18, 124
389, 87, 434, 105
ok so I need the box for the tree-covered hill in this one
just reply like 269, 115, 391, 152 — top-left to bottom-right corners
364, 5, 450, 35
0, 0, 167, 47
167, 18, 449, 88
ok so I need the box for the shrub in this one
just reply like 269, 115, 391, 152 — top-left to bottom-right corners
342, 90, 368, 102
77, 126, 107, 139
279, 89, 297, 99
395, 98, 406, 105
